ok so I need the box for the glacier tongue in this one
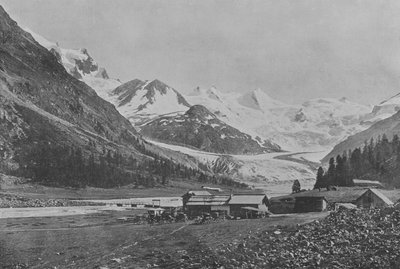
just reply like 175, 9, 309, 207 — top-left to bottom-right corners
148, 139, 317, 196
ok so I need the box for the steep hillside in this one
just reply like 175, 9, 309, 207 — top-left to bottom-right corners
323, 110, 400, 163
141, 105, 281, 154
111, 79, 191, 125
0, 5, 204, 187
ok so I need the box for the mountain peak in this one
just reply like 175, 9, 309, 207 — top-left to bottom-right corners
185, 105, 215, 119
146, 79, 170, 94
110, 78, 191, 123
238, 88, 286, 111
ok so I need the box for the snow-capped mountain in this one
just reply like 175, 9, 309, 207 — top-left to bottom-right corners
22, 22, 398, 189
24, 29, 122, 99
186, 87, 372, 154
141, 104, 281, 154
26, 28, 377, 157
26, 25, 400, 169
110, 79, 191, 125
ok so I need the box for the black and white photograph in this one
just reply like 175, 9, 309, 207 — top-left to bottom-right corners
1, 0, 400, 268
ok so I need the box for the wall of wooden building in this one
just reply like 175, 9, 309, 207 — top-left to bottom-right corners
355, 191, 391, 208
294, 197, 327, 213
269, 197, 295, 214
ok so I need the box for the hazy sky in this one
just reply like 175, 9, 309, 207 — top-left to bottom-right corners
2, 0, 400, 104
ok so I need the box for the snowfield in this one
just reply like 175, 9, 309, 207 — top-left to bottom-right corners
186, 87, 373, 153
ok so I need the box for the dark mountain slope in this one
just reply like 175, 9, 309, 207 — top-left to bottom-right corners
141, 105, 281, 154
0, 5, 206, 186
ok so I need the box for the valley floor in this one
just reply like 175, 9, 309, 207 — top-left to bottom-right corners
0, 210, 328, 268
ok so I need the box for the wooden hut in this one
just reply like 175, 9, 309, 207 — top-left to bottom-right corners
269, 187, 367, 213
182, 190, 212, 211
355, 188, 393, 208
228, 194, 269, 218
185, 195, 231, 216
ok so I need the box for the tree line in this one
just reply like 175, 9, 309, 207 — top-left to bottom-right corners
315, 133, 400, 188
13, 140, 247, 189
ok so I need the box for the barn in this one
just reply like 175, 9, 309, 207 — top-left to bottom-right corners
182, 190, 212, 211
355, 188, 394, 208
228, 194, 269, 218
270, 187, 395, 214
270, 188, 367, 214
184, 195, 231, 216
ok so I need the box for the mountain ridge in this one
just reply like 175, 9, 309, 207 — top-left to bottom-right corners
141, 104, 281, 154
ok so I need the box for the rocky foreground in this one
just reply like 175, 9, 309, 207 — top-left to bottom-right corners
157, 208, 400, 268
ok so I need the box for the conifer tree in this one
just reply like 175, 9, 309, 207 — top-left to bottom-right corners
314, 167, 325, 188
292, 179, 301, 193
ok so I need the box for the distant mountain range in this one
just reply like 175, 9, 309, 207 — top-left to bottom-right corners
22, 18, 400, 183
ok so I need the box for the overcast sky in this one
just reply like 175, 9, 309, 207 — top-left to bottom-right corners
2, 0, 400, 104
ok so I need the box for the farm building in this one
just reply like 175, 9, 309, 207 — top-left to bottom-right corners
355, 189, 394, 208
269, 188, 367, 213
270, 187, 395, 213
182, 190, 212, 210
353, 179, 383, 188
228, 194, 269, 218
184, 195, 231, 216
294, 196, 328, 213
